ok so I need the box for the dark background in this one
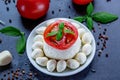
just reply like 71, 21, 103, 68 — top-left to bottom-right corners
0, 0, 120, 80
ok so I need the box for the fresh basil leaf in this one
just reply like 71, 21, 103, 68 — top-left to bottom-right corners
87, 3, 94, 16
74, 16, 86, 23
59, 23, 64, 29
56, 31, 62, 41
64, 29, 74, 35
47, 31, 57, 37
0, 26, 21, 36
87, 17, 93, 30
16, 33, 26, 54
92, 12, 118, 24
55, 22, 64, 41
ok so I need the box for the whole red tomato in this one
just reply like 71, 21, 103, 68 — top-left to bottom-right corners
73, 0, 93, 5
16, 0, 50, 20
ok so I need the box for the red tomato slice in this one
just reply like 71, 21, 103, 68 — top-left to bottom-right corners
44, 20, 78, 50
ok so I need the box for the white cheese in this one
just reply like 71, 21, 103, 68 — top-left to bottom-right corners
82, 32, 92, 44
67, 59, 80, 69
82, 44, 92, 56
57, 60, 67, 72
47, 59, 56, 72
43, 37, 81, 60
36, 27, 46, 35
78, 28, 86, 39
31, 48, 44, 59
33, 35, 44, 42
32, 41, 43, 50
36, 57, 48, 66
75, 52, 87, 65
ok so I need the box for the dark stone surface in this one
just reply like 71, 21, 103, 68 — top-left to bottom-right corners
0, 0, 120, 80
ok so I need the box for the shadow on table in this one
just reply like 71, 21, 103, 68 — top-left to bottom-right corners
0, 63, 12, 72
20, 16, 46, 31
72, 1, 95, 16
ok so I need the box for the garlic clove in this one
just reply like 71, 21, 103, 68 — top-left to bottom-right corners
0, 50, 12, 66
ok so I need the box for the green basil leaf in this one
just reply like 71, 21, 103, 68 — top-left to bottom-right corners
92, 12, 118, 24
0, 26, 21, 36
16, 33, 26, 54
55, 22, 64, 41
56, 31, 62, 41
87, 17, 93, 30
59, 23, 64, 29
74, 16, 86, 23
87, 3, 94, 16
47, 31, 57, 37
64, 29, 74, 35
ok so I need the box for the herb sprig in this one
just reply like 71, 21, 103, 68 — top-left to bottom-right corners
47, 22, 74, 41
0, 26, 26, 54
74, 3, 118, 30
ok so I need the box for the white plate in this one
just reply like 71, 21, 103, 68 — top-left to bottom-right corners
26, 18, 96, 77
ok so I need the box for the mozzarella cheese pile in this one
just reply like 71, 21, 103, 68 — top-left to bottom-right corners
31, 20, 93, 72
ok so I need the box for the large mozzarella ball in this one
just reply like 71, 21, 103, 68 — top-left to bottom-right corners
0, 50, 12, 66
75, 52, 87, 65
67, 59, 80, 69
33, 35, 44, 42
46, 20, 55, 26
36, 27, 46, 35
82, 32, 92, 44
32, 41, 43, 49
82, 44, 92, 56
71, 22, 80, 29
31, 48, 44, 59
47, 59, 56, 72
57, 60, 67, 72
36, 57, 48, 66
78, 28, 86, 39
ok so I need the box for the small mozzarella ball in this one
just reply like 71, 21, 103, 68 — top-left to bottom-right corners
31, 48, 44, 59
36, 57, 48, 66
82, 32, 92, 44
71, 22, 80, 29
57, 60, 67, 72
32, 41, 43, 49
47, 59, 56, 72
0, 50, 12, 66
46, 20, 55, 26
67, 59, 80, 69
33, 35, 44, 42
75, 52, 87, 65
36, 27, 46, 35
82, 44, 92, 56
78, 28, 86, 39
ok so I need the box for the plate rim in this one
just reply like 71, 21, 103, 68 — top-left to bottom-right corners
26, 18, 96, 77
